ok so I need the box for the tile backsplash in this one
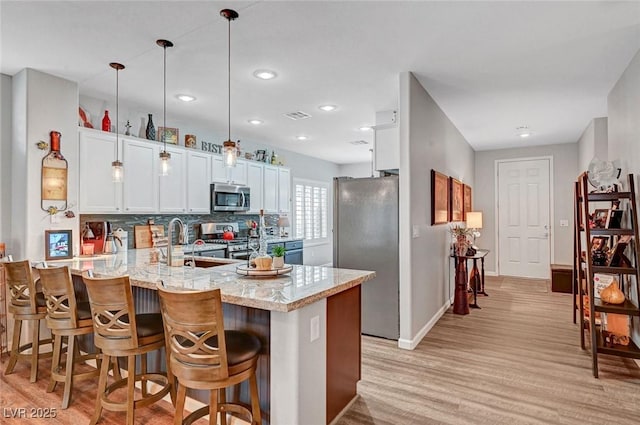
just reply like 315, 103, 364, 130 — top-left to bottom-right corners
80, 213, 281, 249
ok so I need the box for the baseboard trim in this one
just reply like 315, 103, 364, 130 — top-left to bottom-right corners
485, 271, 498, 277
328, 394, 360, 425
397, 300, 450, 350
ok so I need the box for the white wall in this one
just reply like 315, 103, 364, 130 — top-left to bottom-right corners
398, 72, 475, 349
577, 117, 608, 173
0, 74, 12, 251
11, 69, 79, 260
475, 143, 578, 273
607, 48, 640, 345
337, 162, 372, 178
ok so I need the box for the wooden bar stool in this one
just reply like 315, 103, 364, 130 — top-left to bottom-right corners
157, 286, 262, 425
38, 266, 103, 409
4, 260, 53, 382
82, 273, 171, 425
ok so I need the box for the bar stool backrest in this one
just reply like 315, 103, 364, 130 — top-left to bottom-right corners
157, 287, 229, 380
4, 260, 38, 314
38, 266, 79, 329
82, 273, 139, 351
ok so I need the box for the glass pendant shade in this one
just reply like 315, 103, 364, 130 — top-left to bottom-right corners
159, 151, 171, 176
111, 160, 123, 182
223, 140, 237, 167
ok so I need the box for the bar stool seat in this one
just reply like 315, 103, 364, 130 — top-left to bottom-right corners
38, 266, 104, 409
4, 260, 53, 383
82, 273, 170, 425
158, 286, 262, 425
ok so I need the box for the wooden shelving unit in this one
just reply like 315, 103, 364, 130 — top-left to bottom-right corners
574, 173, 640, 378
0, 263, 7, 358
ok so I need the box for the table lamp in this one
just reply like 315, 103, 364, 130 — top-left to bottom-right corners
277, 216, 290, 237
466, 211, 483, 248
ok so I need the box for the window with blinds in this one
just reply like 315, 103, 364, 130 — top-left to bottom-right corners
294, 180, 328, 242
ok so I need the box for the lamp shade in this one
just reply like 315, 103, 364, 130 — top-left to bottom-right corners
277, 216, 290, 228
466, 211, 483, 229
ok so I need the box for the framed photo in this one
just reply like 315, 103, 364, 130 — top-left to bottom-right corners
463, 184, 472, 217
45, 229, 73, 260
158, 127, 179, 145
608, 235, 632, 267
449, 177, 464, 222
606, 209, 623, 229
255, 149, 266, 162
592, 209, 609, 229
431, 170, 449, 225
590, 236, 609, 252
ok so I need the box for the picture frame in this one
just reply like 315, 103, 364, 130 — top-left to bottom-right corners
590, 236, 610, 252
158, 127, 179, 145
606, 209, 623, 229
592, 209, 609, 229
463, 184, 472, 218
449, 177, 464, 222
608, 235, 632, 267
431, 170, 449, 225
255, 149, 266, 162
45, 229, 73, 260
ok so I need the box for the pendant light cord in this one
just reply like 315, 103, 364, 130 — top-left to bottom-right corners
115, 68, 119, 159
163, 44, 167, 154
227, 15, 231, 142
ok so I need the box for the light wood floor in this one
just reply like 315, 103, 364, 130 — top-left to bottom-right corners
337, 275, 640, 425
2, 275, 640, 424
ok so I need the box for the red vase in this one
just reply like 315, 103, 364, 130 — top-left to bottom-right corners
101, 110, 111, 132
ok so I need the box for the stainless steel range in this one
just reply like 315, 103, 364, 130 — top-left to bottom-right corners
199, 222, 249, 260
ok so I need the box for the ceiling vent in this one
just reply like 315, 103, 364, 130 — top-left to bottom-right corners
284, 111, 312, 120
349, 140, 369, 145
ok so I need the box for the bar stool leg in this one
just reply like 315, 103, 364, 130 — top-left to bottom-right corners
219, 389, 227, 425
30, 319, 41, 382
209, 388, 219, 425
61, 335, 76, 409
112, 356, 122, 381
48, 333, 63, 393
5, 319, 22, 375
126, 355, 136, 425
175, 384, 187, 425
90, 353, 110, 425
141, 352, 148, 397
249, 374, 261, 425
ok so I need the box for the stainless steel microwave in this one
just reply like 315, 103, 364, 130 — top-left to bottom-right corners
211, 183, 250, 212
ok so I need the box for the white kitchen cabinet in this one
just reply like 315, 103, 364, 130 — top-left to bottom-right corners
246, 162, 263, 213
263, 165, 279, 213
187, 151, 212, 213
229, 159, 247, 185
278, 167, 291, 214
122, 138, 158, 213
211, 155, 227, 183
79, 129, 122, 213
159, 146, 187, 213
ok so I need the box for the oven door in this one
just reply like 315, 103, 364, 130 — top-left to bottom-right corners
211, 183, 250, 212
229, 251, 249, 260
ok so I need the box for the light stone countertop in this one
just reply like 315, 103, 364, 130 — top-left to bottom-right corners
43, 249, 375, 313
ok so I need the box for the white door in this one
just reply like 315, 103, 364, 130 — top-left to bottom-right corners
159, 146, 187, 213
187, 151, 212, 213
78, 130, 122, 213
246, 162, 263, 213
263, 165, 278, 213
122, 139, 158, 213
498, 159, 551, 278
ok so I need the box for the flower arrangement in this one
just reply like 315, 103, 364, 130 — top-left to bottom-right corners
449, 225, 472, 256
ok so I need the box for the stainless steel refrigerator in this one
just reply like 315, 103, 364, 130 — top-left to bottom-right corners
333, 176, 399, 340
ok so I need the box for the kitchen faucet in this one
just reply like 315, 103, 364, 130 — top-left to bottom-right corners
185, 239, 205, 268
167, 217, 187, 267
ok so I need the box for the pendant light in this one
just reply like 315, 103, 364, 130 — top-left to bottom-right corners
157, 39, 174, 176
110, 62, 125, 182
221, 8, 239, 168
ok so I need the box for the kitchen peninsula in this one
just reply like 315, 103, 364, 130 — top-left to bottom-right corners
45, 249, 375, 425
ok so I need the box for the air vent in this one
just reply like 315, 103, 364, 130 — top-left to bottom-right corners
284, 111, 311, 120
349, 140, 369, 145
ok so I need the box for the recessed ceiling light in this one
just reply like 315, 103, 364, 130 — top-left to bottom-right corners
296, 135, 308, 141
516, 126, 532, 138
318, 104, 337, 112
248, 119, 263, 125
359, 126, 373, 131
253, 69, 277, 80
176, 94, 196, 102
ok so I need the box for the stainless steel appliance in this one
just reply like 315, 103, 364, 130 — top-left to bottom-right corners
334, 176, 399, 340
211, 183, 250, 212
199, 222, 249, 260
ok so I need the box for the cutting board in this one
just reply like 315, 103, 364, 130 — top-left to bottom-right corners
134, 225, 165, 248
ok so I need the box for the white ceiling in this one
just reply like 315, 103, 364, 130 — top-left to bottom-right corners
2, 1, 639, 164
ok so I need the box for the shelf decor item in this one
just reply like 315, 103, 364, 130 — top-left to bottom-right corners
145, 113, 156, 141
600, 280, 625, 305
109, 62, 125, 183
45, 229, 73, 260
431, 170, 449, 225
101, 110, 111, 132
185, 134, 196, 148
41, 130, 68, 213
158, 127, 178, 145
450, 225, 472, 257
272, 245, 285, 268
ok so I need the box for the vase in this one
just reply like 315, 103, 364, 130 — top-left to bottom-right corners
145, 113, 156, 141
273, 256, 284, 269
101, 110, 111, 132
455, 235, 469, 257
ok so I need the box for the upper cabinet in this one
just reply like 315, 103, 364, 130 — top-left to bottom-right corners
187, 151, 211, 213
79, 129, 122, 213
159, 146, 187, 213
77, 128, 291, 216
122, 138, 158, 213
